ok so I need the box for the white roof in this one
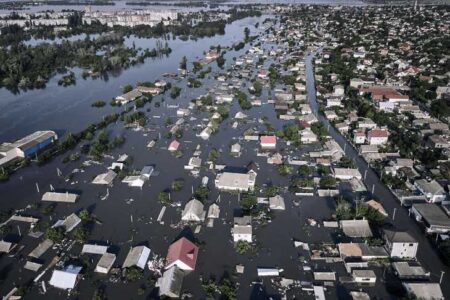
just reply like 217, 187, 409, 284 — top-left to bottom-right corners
92, 170, 117, 185
49, 266, 81, 290
81, 244, 108, 255
42, 192, 79, 203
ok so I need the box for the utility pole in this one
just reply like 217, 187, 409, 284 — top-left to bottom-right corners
440, 271, 445, 284
392, 208, 397, 221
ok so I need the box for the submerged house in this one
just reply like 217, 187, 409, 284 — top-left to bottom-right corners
49, 265, 82, 290
165, 237, 199, 271
181, 199, 205, 222
122, 246, 151, 269
157, 266, 185, 298
215, 165, 257, 192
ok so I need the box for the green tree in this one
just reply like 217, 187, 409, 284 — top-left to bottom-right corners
235, 240, 252, 254
122, 84, 133, 93
241, 194, 257, 212
46, 227, 65, 243
320, 175, 336, 187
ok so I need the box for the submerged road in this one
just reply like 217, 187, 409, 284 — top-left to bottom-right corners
304, 49, 450, 295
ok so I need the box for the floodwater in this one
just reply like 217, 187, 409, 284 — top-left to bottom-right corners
0, 14, 380, 300
0, 16, 263, 142
0, 0, 367, 15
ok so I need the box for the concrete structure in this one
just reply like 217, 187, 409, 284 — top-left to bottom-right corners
414, 179, 446, 203
215, 170, 256, 192
410, 204, 450, 234
232, 216, 252, 242
367, 129, 389, 145
332, 168, 362, 180
402, 283, 444, 300
0, 130, 57, 167
383, 229, 418, 259
352, 270, 376, 284
392, 261, 430, 280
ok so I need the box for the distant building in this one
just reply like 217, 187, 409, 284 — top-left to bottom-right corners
115, 89, 142, 105
168, 140, 180, 152
0, 130, 58, 166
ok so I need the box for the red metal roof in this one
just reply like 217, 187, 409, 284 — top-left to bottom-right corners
260, 135, 277, 144
368, 129, 388, 138
166, 237, 198, 270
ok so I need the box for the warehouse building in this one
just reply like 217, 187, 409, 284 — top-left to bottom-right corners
0, 130, 57, 166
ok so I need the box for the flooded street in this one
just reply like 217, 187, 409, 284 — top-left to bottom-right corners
0, 3, 448, 300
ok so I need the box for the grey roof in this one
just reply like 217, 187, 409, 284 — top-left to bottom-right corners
42, 191, 79, 203
415, 179, 445, 195
403, 283, 444, 300
384, 229, 416, 243
28, 239, 53, 258
96, 253, 116, 273
412, 204, 450, 227
358, 243, 388, 258
158, 266, 185, 298
123, 246, 150, 269
82, 244, 108, 255
0, 240, 14, 253
350, 291, 370, 300
24, 261, 42, 272
11, 131, 57, 151
92, 170, 117, 185
60, 213, 81, 232
269, 195, 286, 210
181, 199, 205, 222
352, 269, 376, 278
392, 262, 429, 279
234, 216, 252, 226
313, 271, 336, 281
340, 220, 373, 237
